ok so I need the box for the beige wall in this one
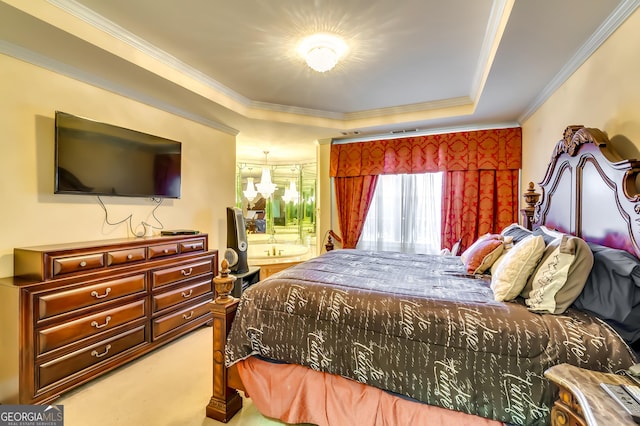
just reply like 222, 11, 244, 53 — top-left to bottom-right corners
0, 54, 236, 278
316, 139, 332, 252
521, 7, 640, 187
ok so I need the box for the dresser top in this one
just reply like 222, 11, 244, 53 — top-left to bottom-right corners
16, 234, 207, 253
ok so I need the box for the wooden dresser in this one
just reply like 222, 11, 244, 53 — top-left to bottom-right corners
0, 234, 217, 404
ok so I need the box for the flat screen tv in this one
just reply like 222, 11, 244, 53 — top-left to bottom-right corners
54, 111, 182, 198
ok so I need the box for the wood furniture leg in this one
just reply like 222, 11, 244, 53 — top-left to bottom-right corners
207, 259, 242, 422
206, 297, 242, 422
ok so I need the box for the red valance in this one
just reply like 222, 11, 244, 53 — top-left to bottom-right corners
330, 127, 522, 177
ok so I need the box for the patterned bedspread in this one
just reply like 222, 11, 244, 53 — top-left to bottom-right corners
225, 249, 637, 425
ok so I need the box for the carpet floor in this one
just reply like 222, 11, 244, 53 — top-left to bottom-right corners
56, 326, 292, 426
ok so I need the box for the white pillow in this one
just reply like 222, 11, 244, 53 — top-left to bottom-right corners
489, 236, 515, 275
490, 235, 546, 302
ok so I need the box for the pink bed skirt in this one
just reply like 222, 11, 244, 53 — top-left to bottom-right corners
236, 357, 504, 426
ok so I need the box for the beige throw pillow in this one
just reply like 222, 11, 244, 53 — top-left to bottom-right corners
490, 235, 546, 302
524, 235, 594, 314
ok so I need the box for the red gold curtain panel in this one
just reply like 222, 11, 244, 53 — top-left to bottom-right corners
330, 128, 521, 177
334, 175, 379, 249
330, 128, 522, 251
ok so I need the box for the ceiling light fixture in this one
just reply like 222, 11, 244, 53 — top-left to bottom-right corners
298, 33, 348, 73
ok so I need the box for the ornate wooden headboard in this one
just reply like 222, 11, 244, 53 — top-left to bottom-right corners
533, 125, 640, 258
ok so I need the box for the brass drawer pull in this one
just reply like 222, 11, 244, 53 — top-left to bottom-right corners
182, 311, 194, 320
90, 287, 111, 299
91, 316, 112, 329
79, 261, 87, 267
91, 344, 112, 358
181, 289, 193, 298
181, 267, 193, 276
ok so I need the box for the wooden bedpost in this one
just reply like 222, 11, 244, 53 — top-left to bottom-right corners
206, 259, 242, 422
326, 230, 342, 251
325, 234, 334, 251
521, 182, 541, 230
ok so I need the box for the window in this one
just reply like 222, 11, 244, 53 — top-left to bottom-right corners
357, 173, 442, 254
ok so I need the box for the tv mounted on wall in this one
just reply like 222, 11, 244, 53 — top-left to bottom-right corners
54, 111, 182, 198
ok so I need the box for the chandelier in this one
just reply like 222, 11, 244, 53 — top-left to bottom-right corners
298, 33, 348, 73
282, 168, 299, 203
255, 151, 278, 198
243, 168, 258, 201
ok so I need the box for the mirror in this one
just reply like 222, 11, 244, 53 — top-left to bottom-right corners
237, 162, 316, 244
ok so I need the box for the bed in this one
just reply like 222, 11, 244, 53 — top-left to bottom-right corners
206, 125, 640, 425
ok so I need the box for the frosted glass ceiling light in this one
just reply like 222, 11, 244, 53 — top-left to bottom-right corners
255, 151, 277, 198
298, 33, 348, 73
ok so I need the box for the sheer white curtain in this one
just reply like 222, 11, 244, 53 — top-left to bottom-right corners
357, 173, 442, 254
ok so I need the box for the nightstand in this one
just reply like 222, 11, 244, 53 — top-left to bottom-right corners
545, 363, 638, 425
231, 266, 260, 298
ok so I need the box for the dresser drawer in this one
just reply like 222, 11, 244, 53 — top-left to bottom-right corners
148, 243, 179, 259
180, 238, 205, 253
37, 299, 147, 355
106, 247, 146, 266
151, 259, 213, 289
152, 278, 212, 313
52, 253, 105, 277
37, 273, 147, 321
37, 325, 147, 389
152, 298, 211, 340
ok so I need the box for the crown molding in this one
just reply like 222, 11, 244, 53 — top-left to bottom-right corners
0, 40, 239, 135
23, 0, 639, 131
519, 0, 640, 122
344, 97, 473, 120
332, 121, 520, 144
45, 0, 482, 124
469, 0, 514, 102
48, 0, 250, 107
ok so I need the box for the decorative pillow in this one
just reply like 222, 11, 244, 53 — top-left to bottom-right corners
501, 223, 532, 244
502, 235, 515, 247
532, 225, 564, 246
490, 250, 508, 275
463, 237, 504, 274
573, 243, 640, 344
490, 235, 546, 302
460, 233, 501, 264
523, 235, 594, 314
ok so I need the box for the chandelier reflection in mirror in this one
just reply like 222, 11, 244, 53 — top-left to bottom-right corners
282, 167, 299, 204
243, 168, 258, 201
254, 151, 277, 198
236, 162, 316, 245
